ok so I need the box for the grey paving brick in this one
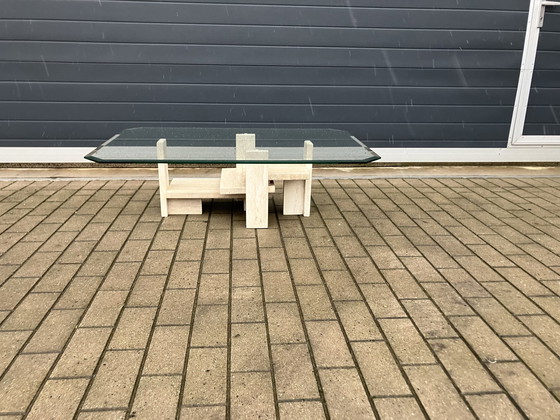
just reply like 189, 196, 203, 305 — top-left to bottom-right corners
3, 176, 560, 419
266, 302, 305, 344
143, 325, 189, 375
272, 343, 319, 401
202, 249, 230, 274
232, 237, 257, 260
82, 350, 143, 410
231, 371, 276, 420
289, 258, 322, 285
23, 309, 83, 353
13, 252, 60, 278
318, 368, 375, 419
450, 316, 517, 362
55, 276, 103, 310
324, 217, 353, 237
373, 397, 425, 420
190, 304, 228, 347
0, 353, 57, 413
183, 347, 227, 406
151, 230, 181, 250
259, 247, 288, 272
422, 282, 474, 316
34, 263, 81, 293
484, 282, 543, 315
518, 315, 560, 354
232, 259, 260, 287
257, 228, 282, 248
379, 318, 435, 365
305, 321, 353, 368
95, 231, 130, 252
198, 274, 229, 306
455, 255, 504, 283
1, 292, 58, 331
0, 241, 43, 265
490, 362, 560, 420
26, 378, 89, 420
117, 239, 151, 262
360, 283, 406, 318
50, 327, 112, 378
465, 394, 524, 420
179, 405, 225, 419
322, 270, 362, 301
430, 338, 500, 393
439, 268, 491, 298
127, 275, 166, 307
0, 277, 38, 310
366, 246, 405, 270
405, 364, 475, 419
77, 251, 118, 277
232, 286, 264, 323
467, 297, 530, 336
335, 300, 382, 341
278, 401, 325, 420
110, 214, 140, 232
417, 245, 459, 269
333, 235, 368, 258
57, 240, 97, 264
79, 290, 128, 327
400, 256, 445, 283
383, 269, 427, 299
0, 330, 32, 376
305, 228, 334, 249
167, 261, 200, 289
532, 296, 560, 320
157, 289, 195, 326
508, 255, 559, 281
231, 322, 270, 372
0, 265, 18, 285
352, 341, 411, 397
468, 244, 515, 268
141, 250, 175, 276
262, 271, 295, 302
130, 375, 181, 420
159, 214, 185, 230
109, 307, 156, 350
403, 299, 458, 339
297, 285, 336, 321
130, 222, 158, 240
504, 336, 560, 391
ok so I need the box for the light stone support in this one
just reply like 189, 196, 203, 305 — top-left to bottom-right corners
283, 140, 313, 217
245, 149, 269, 229
157, 138, 169, 217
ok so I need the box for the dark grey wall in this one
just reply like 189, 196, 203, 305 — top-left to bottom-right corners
1, 0, 559, 148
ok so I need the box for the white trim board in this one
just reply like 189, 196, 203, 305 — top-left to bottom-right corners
508, 0, 560, 147
1, 147, 559, 164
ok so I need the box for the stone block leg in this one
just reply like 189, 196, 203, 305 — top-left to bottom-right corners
245, 150, 269, 228
283, 180, 305, 215
167, 199, 203, 215
283, 177, 312, 217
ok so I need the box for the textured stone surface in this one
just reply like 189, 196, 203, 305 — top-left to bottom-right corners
1, 175, 559, 418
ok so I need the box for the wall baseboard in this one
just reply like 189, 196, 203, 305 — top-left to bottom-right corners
0, 147, 559, 164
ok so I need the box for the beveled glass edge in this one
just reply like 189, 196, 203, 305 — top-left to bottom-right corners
84, 130, 381, 164
84, 155, 381, 164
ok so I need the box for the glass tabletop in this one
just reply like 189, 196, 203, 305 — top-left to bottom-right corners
84, 127, 380, 164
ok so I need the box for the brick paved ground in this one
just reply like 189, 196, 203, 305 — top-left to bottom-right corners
0, 176, 559, 419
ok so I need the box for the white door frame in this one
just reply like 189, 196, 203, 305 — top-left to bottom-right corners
508, 0, 560, 147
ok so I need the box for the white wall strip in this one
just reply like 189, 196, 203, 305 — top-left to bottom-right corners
0, 147, 559, 164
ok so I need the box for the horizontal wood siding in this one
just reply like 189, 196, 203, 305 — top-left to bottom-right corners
0, 0, 558, 148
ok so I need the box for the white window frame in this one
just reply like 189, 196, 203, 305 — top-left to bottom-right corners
508, 0, 560, 147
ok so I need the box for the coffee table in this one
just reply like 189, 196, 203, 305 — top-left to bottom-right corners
85, 127, 380, 228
